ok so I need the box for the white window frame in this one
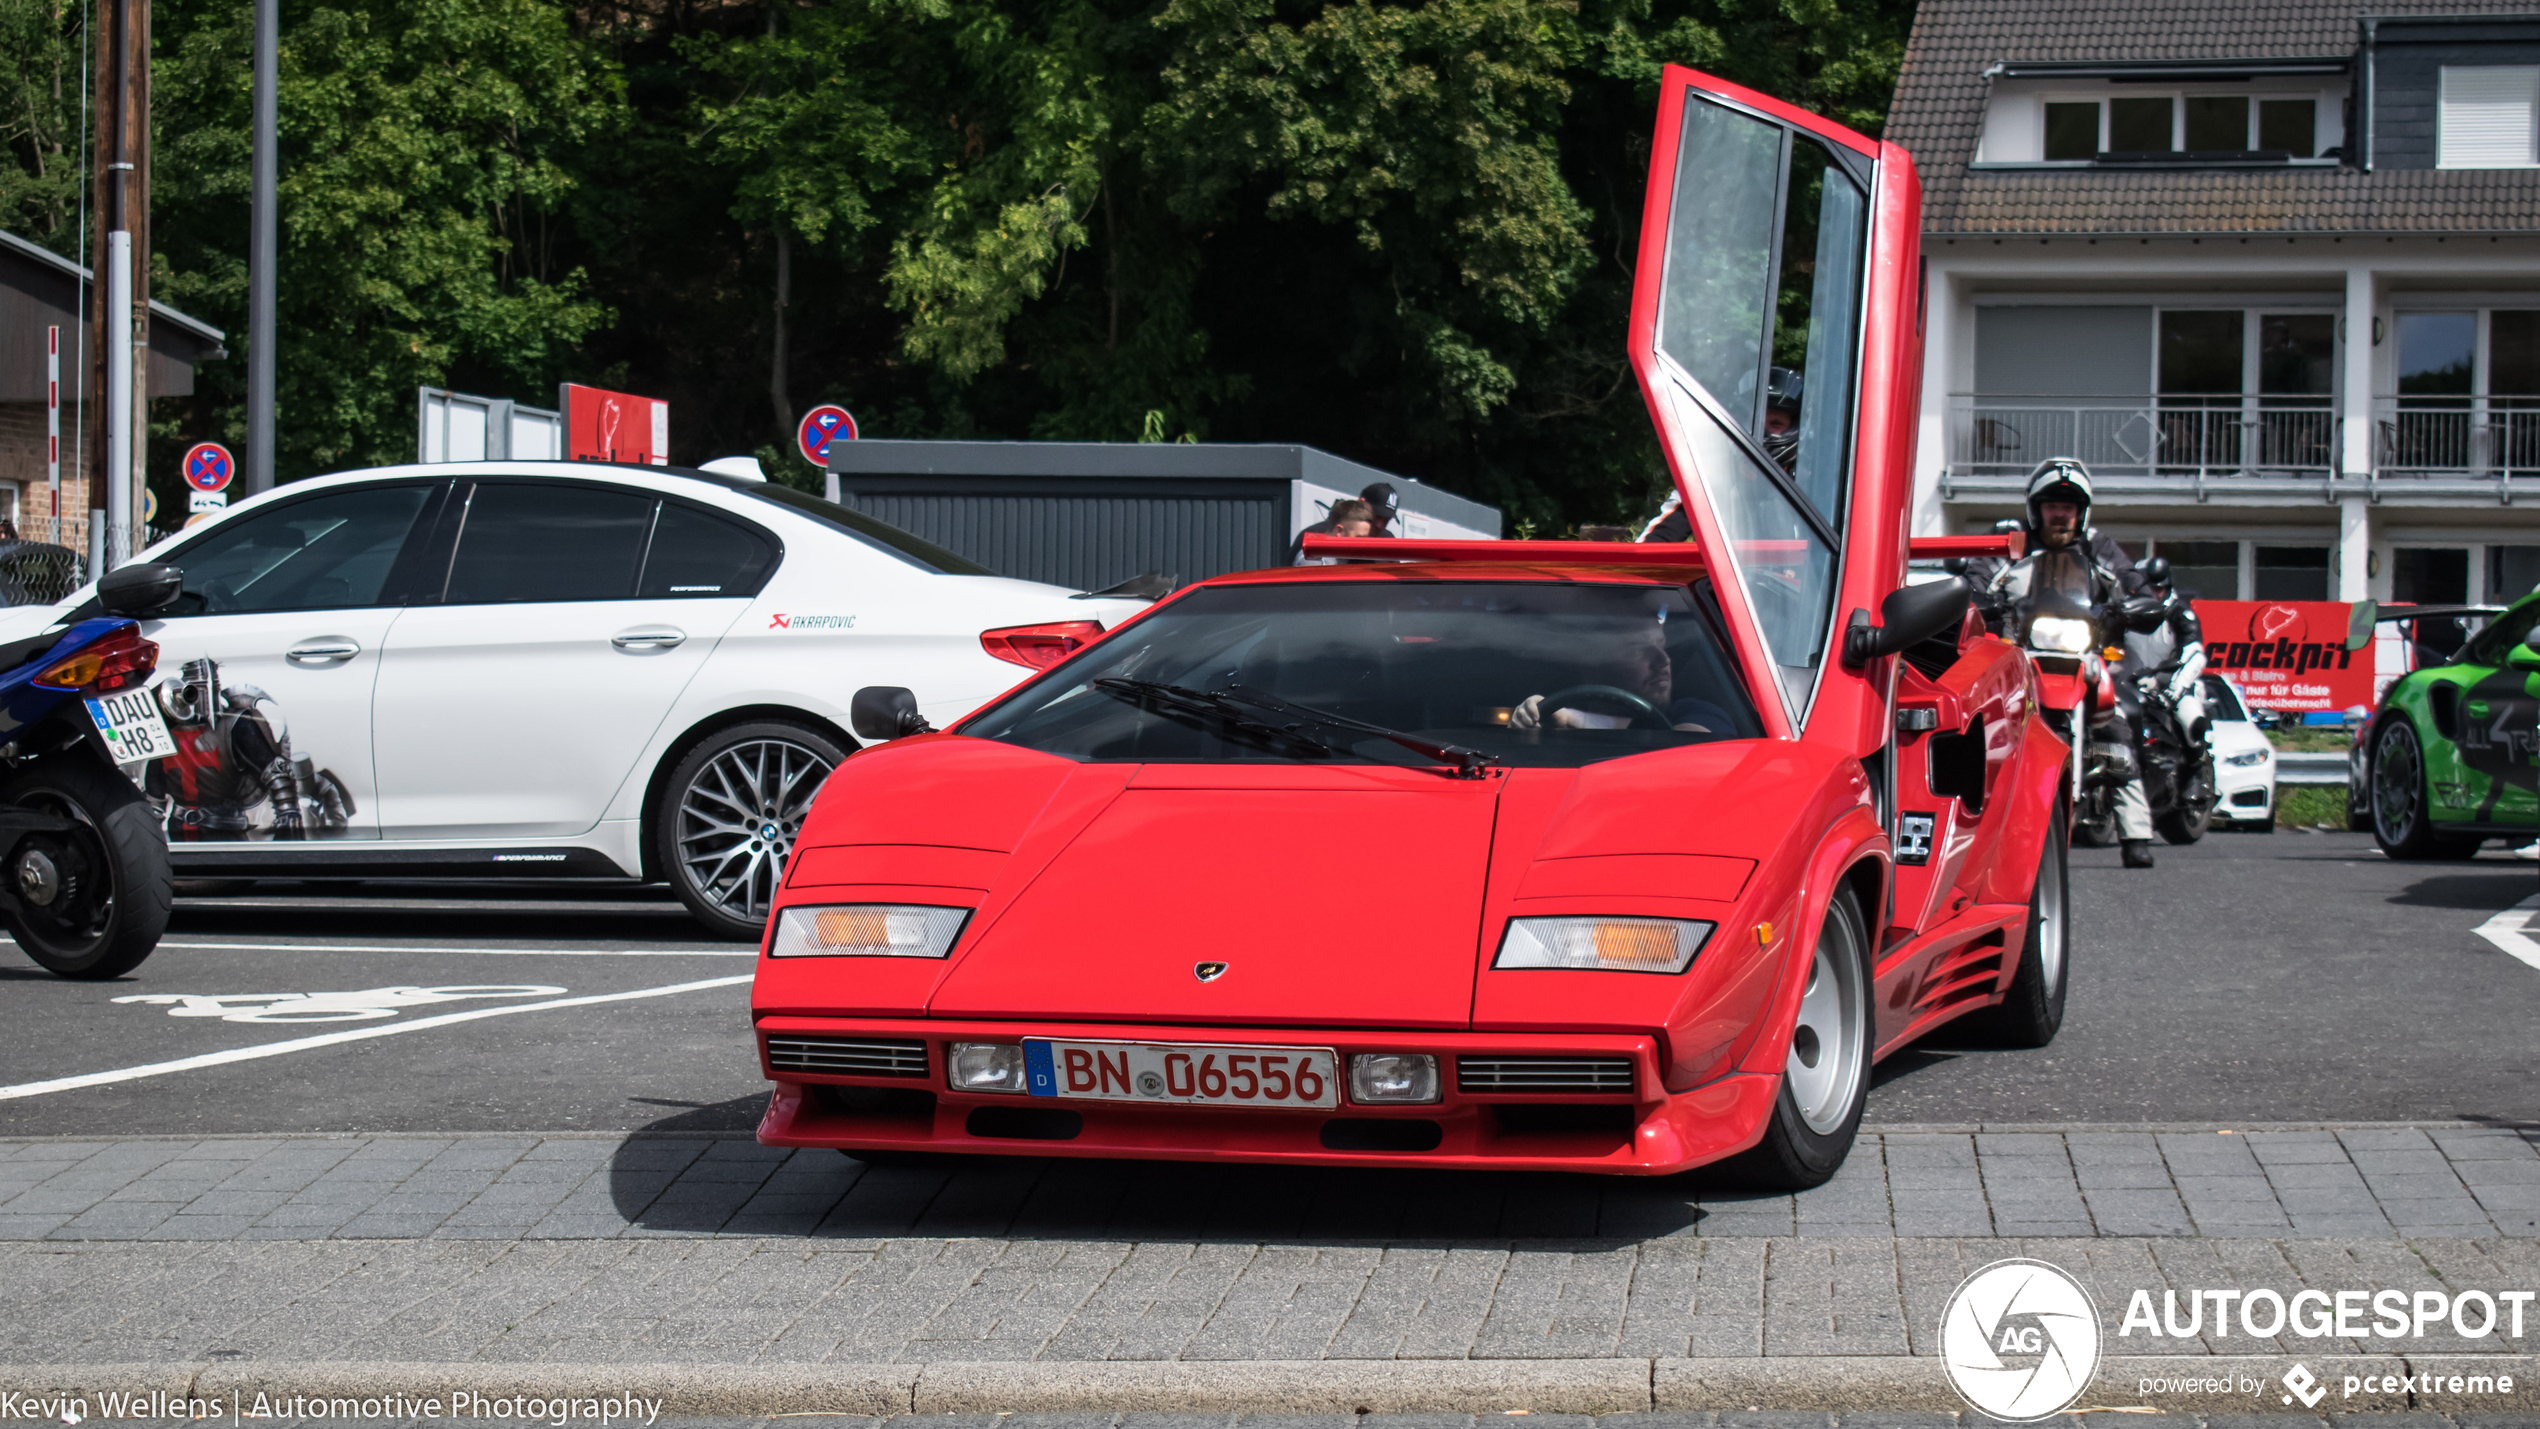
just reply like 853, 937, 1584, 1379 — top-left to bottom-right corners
2438, 66, 2540, 169
2022, 90, 2336, 164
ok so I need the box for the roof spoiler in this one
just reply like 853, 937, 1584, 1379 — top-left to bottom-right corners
1297, 535, 1708, 567
1909, 532, 2024, 560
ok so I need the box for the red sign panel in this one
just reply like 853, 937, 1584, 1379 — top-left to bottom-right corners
796, 404, 856, 468
181, 441, 234, 492
559, 382, 669, 466
2193, 600, 2374, 713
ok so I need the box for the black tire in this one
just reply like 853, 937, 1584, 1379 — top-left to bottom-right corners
655, 720, 850, 941
0, 756, 170, 979
2370, 718, 2481, 860
2156, 751, 2215, 845
1720, 886, 1872, 1191
2072, 788, 2117, 847
1965, 810, 2070, 1048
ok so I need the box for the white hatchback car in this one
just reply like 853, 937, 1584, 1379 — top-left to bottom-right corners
4, 462, 1148, 936
2202, 674, 2277, 830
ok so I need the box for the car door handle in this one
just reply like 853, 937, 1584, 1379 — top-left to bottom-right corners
286, 641, 361, 663
611, 628, 687, 651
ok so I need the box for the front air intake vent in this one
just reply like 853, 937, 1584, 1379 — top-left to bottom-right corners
1456, 1055, 1634, 1094
766, 1036, 930, 1077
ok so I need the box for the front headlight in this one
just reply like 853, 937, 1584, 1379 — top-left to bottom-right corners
768, 904, 971, 958
2224, 749, 2269, 767
2027, 616, 2095, 654
1493, 916, 1711, 974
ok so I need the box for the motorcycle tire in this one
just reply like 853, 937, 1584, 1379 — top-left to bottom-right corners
0, 756, 171, 980
2156, 751, 2216, 845
1964, 808, 2070, 1049
2072, 792, 2118, 847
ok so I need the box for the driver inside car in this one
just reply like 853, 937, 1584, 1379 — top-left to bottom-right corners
1508, 621, 1731, 734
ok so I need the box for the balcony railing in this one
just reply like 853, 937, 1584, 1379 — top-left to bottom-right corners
1946, 394, 2335, 481
2373, 395, 2540, 476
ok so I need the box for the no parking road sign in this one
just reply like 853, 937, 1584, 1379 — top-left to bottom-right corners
796, 405, 857, 468
183, 442, 235, 493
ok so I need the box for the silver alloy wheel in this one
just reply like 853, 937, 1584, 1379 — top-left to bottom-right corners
1785, 907, 1867, 1136
676, 737, 835, 924
2035, 829, 2066, 996
2374, 721, 2422, 841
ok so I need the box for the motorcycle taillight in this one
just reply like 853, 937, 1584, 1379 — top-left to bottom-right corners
34, 627, 158, 693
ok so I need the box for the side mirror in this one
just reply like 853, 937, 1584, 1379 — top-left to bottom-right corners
95, 562, 182, 618
2348, 600, 2379, 652
2119, 596, 2167, 633
850, 686, 935, 742
1843, 580, 1972, 668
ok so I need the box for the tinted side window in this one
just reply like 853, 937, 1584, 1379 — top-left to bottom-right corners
640, 503, 778, 598
169, 485, 434, 615
445, 483, 656, 604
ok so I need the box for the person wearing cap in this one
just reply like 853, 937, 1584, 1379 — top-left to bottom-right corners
1359, 483, 1400, 537
1990, 457, 2161, 869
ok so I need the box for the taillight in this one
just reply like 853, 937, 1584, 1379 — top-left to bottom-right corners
34, 628, 158, 693
980, 620, 1103, 671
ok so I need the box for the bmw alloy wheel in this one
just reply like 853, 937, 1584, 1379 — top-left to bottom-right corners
1786, 904, 1868, 1136
674, 736, 836, 930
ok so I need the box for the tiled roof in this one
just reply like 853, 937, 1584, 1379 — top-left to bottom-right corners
1891, 0, 2540, 234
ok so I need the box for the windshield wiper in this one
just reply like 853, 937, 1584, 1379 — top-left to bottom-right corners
1092, 678, 1337, 758
1222, 684, 1499, 780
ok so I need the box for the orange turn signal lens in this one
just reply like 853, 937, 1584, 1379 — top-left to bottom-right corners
33, 628, 158, 693
1493, 916, 1710, 974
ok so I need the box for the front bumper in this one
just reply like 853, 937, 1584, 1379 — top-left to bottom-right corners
2214, 762, 2276, 823
753, 1015, 1780, 1175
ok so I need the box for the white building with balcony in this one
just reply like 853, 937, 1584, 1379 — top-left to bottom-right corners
1895, 0, 2540, 608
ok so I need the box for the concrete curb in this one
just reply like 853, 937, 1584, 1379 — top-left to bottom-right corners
4, 1356, 2533, 1416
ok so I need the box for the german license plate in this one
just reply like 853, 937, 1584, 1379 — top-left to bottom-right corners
85, 689, 175, 763
1025, 1039, 1339, 1108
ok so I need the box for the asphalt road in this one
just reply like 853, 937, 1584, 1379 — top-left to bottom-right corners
0, 829, 2533, 1138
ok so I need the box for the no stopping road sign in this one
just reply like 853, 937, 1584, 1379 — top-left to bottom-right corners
796, 405, 857, 468
183, 442, 235, 493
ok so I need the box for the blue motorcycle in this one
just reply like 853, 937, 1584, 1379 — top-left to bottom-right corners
0, 561, 181, 978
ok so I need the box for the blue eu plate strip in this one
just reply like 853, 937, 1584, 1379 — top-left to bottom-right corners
1023, 1040, 1056, 1097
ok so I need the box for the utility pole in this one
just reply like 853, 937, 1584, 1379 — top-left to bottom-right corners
244, 0, 274, 496
87, 0, 147, 569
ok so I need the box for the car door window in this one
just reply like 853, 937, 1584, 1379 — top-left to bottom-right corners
444, 483, 658, 604
639, 502, 778, 598
166, 485, 435, 615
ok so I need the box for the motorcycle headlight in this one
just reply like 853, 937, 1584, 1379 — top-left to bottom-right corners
2028, 616, 2095, 654
1493, 916, 1711, 974
2224, 749, 2269, 767
768, 904, 971, 958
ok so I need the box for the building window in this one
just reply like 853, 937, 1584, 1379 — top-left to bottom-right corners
2159, 540, 2241, 601
2044, 102, 2099, 160
2109, 96, 2174, 152
2254, 545, 2331, 600
2438, 66, 2540, 169
2028, 93, 2325, 161
2183, 96, 2248, 153
2258, 99, 2317, 157
2490, 545, 2540, 600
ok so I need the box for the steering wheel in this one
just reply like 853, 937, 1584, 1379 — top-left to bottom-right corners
1540, 684, 1671, 730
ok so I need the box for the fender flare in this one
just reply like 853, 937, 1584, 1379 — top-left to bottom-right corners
1734, 800, 1888, 1079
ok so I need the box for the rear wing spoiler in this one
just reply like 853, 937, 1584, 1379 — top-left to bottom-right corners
2362, 602, 2503, 625
1297, 535, 1708, 567
1907, 532, 2025, 560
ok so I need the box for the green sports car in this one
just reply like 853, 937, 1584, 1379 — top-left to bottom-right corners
2353, 597, 2538, 858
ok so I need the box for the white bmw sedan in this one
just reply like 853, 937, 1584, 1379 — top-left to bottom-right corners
6, 462, 1148, 937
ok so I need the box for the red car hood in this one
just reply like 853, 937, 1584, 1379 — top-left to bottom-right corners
928, 764, 1504, 1028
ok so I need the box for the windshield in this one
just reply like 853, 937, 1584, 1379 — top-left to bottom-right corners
962, 580, 1764, 769
2015, 548, 2099, 627
2200, 676, 2248, 721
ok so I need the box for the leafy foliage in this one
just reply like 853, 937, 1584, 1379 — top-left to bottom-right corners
83, 0, 1910, 523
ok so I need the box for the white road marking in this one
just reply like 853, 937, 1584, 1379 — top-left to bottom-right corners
2473, 892, 2540, 970
157, 940, 755, 957
0, 974, 754, 1100
113, 985, 569, 1024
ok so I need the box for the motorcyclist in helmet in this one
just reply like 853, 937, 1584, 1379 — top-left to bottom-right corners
2122, 555, 2209, 743
1988, 458, 2161, 869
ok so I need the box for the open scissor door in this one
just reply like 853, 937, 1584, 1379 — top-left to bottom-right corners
1628, 67, 1922, 744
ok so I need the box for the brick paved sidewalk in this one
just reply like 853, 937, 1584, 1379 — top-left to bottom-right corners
2, 1126, 2533, 1243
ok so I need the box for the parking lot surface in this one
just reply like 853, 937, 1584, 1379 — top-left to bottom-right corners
0, 829, 2533, 1137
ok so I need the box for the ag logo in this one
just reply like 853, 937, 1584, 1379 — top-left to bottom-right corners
1194, 961, 1228, 982
1939, 1258, 2101, 1421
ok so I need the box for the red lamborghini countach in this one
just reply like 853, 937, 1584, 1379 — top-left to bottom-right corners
748, 67, 2070, 1186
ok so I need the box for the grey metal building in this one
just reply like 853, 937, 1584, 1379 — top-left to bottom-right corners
826, 440, 1501, 590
